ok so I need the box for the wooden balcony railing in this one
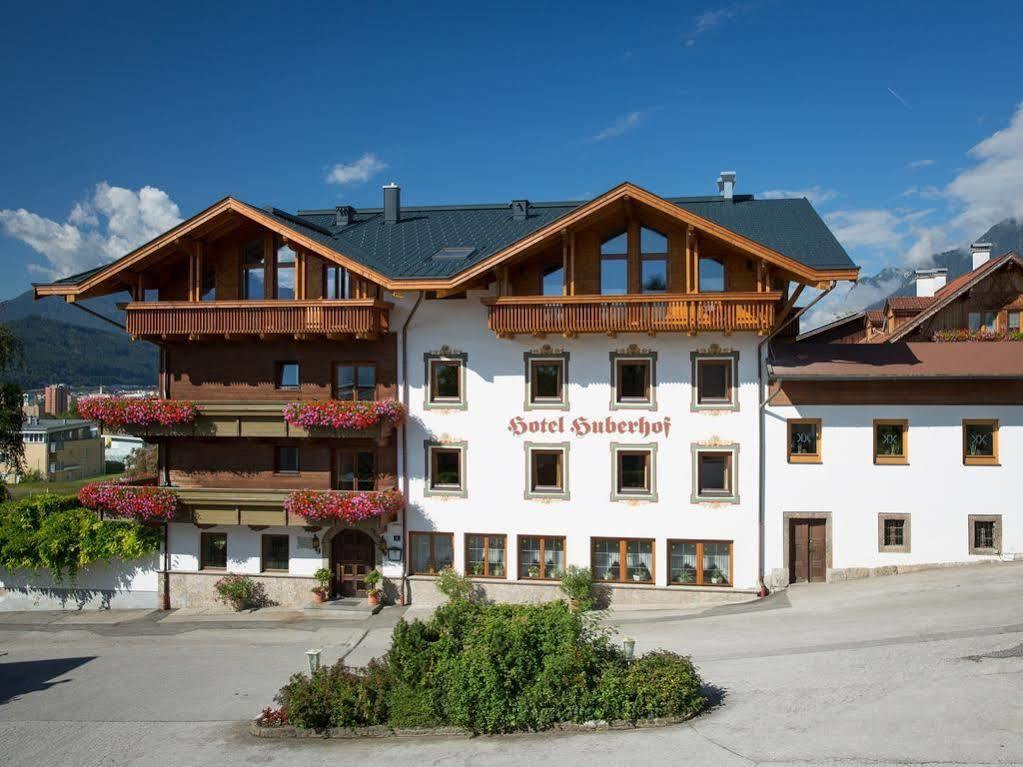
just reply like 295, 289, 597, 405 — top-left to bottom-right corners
483, 292, 781, 336
125, 299, 391, 339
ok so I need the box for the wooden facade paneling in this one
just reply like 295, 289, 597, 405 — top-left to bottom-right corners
908, 268, 1023, 340
772, 378, 1023, 405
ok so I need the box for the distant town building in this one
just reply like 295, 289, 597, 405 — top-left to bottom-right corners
1, 417, 105, 484
43, 384, 70, 416
103, 434, 146, 464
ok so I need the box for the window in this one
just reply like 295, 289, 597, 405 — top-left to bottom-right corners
963, 419, 998, 465
335, 364, 376, 401
276, 362, 300, 390
878, 514, 911, 553
640, 227, 668, 293
525, 352, 568, 409
692, 352, 738, 411
465, 534, 506, 578
275, 446, 300, 474
525, 443, 569, 499
610, 352, 656, 410
518, 536, 566, 580
425, 442, 466, 497
336, 450, 375, 490
275, 244, 296, 300
1010, 311, 1021, 332
261, 534, 289, 572
241, 240, 265, 300
324, 265, 350, 299
409, 532, 454, 575
611, 443, 657, 501
873, 419, 908, 465
200, 532, 227, 570
424, 352, 467, 410
698, 257, 725, 292
592, 538, 654, 584
541, 264, 564, 296
968, 515, 1001, 554
669, 540, 732, 586
787, 419, 822, 463
691, 445, 739, 503
600, 232, 628, 295
200, 263, 216, 301
968, 311, 997, 332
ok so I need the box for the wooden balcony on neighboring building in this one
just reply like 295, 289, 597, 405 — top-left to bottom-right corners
482, 292, 781, 336
125, 299, 392, 340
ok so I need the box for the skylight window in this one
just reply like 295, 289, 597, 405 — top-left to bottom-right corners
432, 247, 475, 260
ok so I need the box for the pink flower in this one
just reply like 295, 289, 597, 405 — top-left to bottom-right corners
78, 397, 199, 427
282, 400, 406, 431
284, 489, 405, 523
79, 481, 177, 522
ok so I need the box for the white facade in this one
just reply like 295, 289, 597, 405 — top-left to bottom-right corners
0, 557, 158, 610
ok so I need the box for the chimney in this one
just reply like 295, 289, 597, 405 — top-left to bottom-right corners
511, 199, 530, 221
914, 268, 948, 298
717, 171, 737, 200
970, 242, 993, 270
334, 205, 355, 227
383, 183, 401, 224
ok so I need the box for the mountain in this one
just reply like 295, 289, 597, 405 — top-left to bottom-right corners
0, 289, 128, 331
4, 317, 157, 390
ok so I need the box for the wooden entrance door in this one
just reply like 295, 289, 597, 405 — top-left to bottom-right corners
331, 529, 376, 598
789, 518, 827, 583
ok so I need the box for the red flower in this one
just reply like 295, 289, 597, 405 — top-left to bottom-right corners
284, 489, 405, 523
282, 400, 406, 431
79, 481, 177, 522
78, 397, 199, 427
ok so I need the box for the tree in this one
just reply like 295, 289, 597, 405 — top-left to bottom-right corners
124, 444, 158, 477
0, 324, 24, 495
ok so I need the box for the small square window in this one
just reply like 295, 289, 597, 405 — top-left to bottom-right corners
692, 445, 739, 503
336, 450, 375, 490
611, 353, 656, 410
526, 354, 567, 409
611, 444, 656, 500
276, 362, 300, 390
884, 519, 904, 547
525, 444, 568, 499
425, 353, 467, 409
878, 514, 911, 553
275, 446, 300, 474
692, 354, 738, 410
787, 419, 821, 463
969, 515, 1001, 554
873, 420, 908, 465
426, 443, 466, 496
261, 534, 289, 572
200, 532, 227, 570
963, 420, 998, 465
335, 364, 376, 401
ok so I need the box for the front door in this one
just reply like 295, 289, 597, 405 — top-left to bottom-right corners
789, 518, 827, 583
331, 529, 376, 598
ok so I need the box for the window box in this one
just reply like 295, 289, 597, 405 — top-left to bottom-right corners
668, 540, 732, 586
285, 489, 404, 524
787, 418, 821, 464
968, 515, 1001, 555
609, 351, 656, 410
877, 513, 911, 553
524, 442, 570, 500
424, 351, 467, 410
873, 419, 908, 465
517, 536, 566, 580
424, 441, 467, 497
963, 419, 999, 466
691, 351, 739, 411
691, 444, 739, 503
409, 532, 454, 575
524, 351, 569, 410
465, 534, 507, 578
591, 538, 654, 584
610, 443, 657, 501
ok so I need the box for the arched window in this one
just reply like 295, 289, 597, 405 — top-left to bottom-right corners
541, 264, 564, 296
699, 257, 725, 292
600, 232, 628, 295
640, 227, 668, 293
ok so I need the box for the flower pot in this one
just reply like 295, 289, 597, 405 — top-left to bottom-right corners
311, 589, 326, 604
367, 592, 380, 607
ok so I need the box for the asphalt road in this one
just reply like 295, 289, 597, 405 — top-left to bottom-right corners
2, 563, 1022, 766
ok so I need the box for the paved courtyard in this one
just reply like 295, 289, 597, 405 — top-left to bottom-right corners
2, 562, 1022, 766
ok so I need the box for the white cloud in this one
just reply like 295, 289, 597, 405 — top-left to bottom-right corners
907, 159, 935, 169
760, 186, 838, 206
0, 182, 182, 281
588, 108, 659, 142
826, 209, 903, 249
801, 273, 905, 330
684, 4, 749, 45
326, 153, 387, 185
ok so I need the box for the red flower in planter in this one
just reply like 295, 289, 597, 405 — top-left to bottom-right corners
79, 481, 178, 522
284, 489, 405, 523
282, 400, 407, 431
78, 396, 200, 427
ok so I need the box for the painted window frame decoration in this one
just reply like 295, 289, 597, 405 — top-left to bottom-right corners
787, 418, 822, 464
690, 350, 740, 412
517, 535, 567, 581
523, 442, 570, 500
424, 440, 467, 498
523, 349, 569, 411
968, 514, 1001, 555
962, 419, 999, 466
408, 531, 455, 575
877, 513, 911, 553
464, 533, 508, 579
668, 539, 733, 586
873, 419, 909, 465
610, 442, 658, 502
691, 443, 740, 504
609, 348, 657, 411
591, 537, 655, 584
423, 348, 468, 410
260, 534, 290, 572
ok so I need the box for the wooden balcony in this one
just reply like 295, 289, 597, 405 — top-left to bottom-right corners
483, 292, 782, 336
125, 299, 391, 339
175, 486, 399, 528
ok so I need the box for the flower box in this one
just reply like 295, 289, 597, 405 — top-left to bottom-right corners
282, 400, 406, 432
78, 397, 200, 430
79, 481, 178, 523
284, 489, 405, 524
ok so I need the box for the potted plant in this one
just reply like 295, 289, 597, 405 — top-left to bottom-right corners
311, 567, 331, 603
632, 563, 651, 582
709, 568, 725, 585
469, 561, 484, 577
364, 568, 382, 606
214, 574, 257, 611
526, 563, 541, 578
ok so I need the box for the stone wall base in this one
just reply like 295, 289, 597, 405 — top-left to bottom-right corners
168, 571, 316, 609
769, 558, 1009, 591
407, 576, 757, 609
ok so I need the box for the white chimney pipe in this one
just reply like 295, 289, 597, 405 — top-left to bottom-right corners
717, 171, 736, 200
971, 242, 993, 270
914, 268, 947, 298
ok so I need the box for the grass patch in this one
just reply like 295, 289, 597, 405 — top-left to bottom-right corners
8, 472, 124, 500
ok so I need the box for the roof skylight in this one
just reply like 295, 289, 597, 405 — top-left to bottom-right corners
432, 246, 476, 260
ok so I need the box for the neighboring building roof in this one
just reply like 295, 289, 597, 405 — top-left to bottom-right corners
769, 342, 1023, 380
795, 311, 865, 342
22, 418, 96, 433
886, 296, 934, 313
865, 310, 885, 324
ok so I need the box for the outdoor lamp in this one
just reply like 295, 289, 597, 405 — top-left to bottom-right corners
623, 637, 636, 662
311, 534, 320, 553
387, 545, 403, 562
306, 648, 322, 674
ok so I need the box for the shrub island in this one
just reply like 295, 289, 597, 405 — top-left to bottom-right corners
256, 570, 707, 736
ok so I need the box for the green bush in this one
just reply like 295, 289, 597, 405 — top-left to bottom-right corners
435, 567, 474, 602
559, 564, 594, 611
214, 574, 264, 610
267, 599, 706, 734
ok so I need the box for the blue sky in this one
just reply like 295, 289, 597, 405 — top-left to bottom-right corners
2, 0, 1023, 315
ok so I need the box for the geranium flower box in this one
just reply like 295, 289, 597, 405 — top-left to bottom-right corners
284, 489, 405, 525
78, 396, 200, 436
